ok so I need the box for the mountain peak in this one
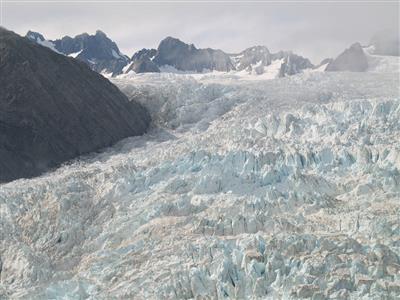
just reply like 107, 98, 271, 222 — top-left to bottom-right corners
162, 36, 182, 43
244, 45, 269, 52
154, 36, 233, 72
25, 30, 45, 42
158, 36, 192, 50
95, 30, 107, 38
349, 42, 363, 50
326, 42, 368, 72
27, 29, 129, 75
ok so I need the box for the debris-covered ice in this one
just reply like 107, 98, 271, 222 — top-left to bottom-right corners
1, 68, 399, 299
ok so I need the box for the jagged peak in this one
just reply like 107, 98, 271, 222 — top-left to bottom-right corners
25, 30, 45, 42
349, 42, 363, 49
161, 36, 182, 43
241, 45, 270, 53
95, 30, 108, 38
131, 48, 157, 60
74, 32, 90, 39
158, 36, 197, 51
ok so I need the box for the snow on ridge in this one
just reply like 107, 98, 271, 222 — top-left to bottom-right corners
122, 61, 134, 73
1, 71, 399, 299
68, 49, 83, 58
36, 38, 62, 54
111, 49, 122, 59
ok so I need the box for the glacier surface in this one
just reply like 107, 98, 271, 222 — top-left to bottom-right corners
1, 59, 400, 299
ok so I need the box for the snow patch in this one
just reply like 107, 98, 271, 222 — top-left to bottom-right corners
68, 50, 83, 58
111, 49, 122, 59
36, 39, 62, 54
122, 61, 134, 73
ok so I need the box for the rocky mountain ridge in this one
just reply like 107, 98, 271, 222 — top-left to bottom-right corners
26, 29, 399, 77
1, 28, 150, 182
26, 31, 315, 77
26, 30, 129, 75
128, 37, 314, 77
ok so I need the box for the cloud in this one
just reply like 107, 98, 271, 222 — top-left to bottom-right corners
3, 1, 399, 63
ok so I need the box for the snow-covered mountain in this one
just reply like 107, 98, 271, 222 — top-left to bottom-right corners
127, 37, 314, 78
324, 30, 399, 72
1, 42, 399, 299
27, 31, 314, 78
26, 30, 130, 76
26, 29, 399, 79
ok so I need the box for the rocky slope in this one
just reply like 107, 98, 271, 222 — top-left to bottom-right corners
326, 33, 399, 73
326, 43, 369, 72
0, 52, 399, 299
124, 48, 160, 73
0, 28, 150, 182
153, 36, 235, 72
26, 30, 129, 75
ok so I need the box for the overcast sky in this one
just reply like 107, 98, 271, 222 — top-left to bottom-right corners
2, 0, 399, 63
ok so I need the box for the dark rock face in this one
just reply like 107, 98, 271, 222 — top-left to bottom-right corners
272, 51, 314, 77
369, 30, 399, 56
26, 30, 46, 43
126, 48, 160, 73
26, 30, 129, 76
153, 37, 235, 72
132, 48, 157, 61
0, 28, 150, 182
128, 58, 160, 73
326, 43, 368, 72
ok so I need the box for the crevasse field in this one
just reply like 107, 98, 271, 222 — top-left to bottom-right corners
1, 54, 400, 299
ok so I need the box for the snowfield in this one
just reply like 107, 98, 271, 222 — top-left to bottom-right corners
1, 61, 400, 299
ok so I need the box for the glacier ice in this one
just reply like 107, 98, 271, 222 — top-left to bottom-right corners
0, 69, 399, 299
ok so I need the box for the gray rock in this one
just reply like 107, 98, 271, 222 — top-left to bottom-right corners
153, 36, 235, 72
126, 48, 160, 73
25, 30, 46, 43
233, 46, 272, 73
272, 51, 314, 77
0, 28, 150, 182
127, 58, 160, 73
326, 43, 368, 72
130, 38, 314, 77
26, 30, 129, 76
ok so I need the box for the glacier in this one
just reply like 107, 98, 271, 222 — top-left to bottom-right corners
0, 57, 400, 299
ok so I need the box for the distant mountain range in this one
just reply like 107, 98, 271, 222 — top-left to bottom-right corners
25, 30, 313, 77
133, 37, 314, 77
26, 29, 399, 77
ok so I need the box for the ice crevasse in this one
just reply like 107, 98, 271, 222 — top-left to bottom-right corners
0, 71, 399, 299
